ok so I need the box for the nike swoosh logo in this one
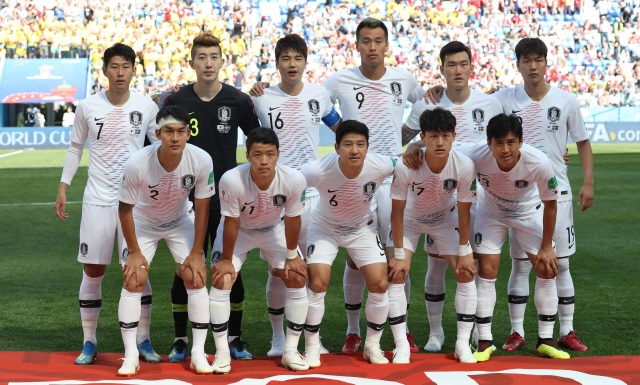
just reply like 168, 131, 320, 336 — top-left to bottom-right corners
512, 110, 522, 114
189, 112, 195, 115
269, 107, 280, 111
149, 183, 160, 188
94, 117, 104, 121
79, 301, 92, 306
244, 201, 256, 205
568, 243, 574, 249
212, 326, 226, 332
328, 189, 339, 193
353, 86, 366, 90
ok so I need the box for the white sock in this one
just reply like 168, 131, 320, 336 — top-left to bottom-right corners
187, 287, 209, 356
404, 274, 411, 333
388, 283, 408, 349
79, 271, 103, 345
137, 279, 152, 345
304, 289, 326, 347
507, 259, 532, 338
364, 292, 389, 346
425, 256, 448, 336
118, 288, 142, 360
534, 277, 558, 340
556, 257, 575, 336
343, 263, 365, 336
209, 287, 231, 354
475, 276, 496, 341
455, 281, 477, 342
284, 287, 308, 352
266, 273, 286, 340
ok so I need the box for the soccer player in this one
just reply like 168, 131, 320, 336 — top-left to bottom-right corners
389, 108, 477, 363
163, 32, 260, 362
301, 120, 399, 366
209, 128, 309, 373
250, 33, 341, 356
401, 41, 503, 352
458, 113, 569, 361
54, 43, 162, 365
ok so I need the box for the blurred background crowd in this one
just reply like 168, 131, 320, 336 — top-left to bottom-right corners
2, 0, 640, 107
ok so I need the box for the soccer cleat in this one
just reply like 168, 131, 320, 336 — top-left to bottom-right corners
342, 333, 362, 353
168, 339, 189, 363
304, 345, 321, 368
454, 341, 477, 364
229, 338, 253, 360
536, 340, 571, 359
363, 344, 389, 364
558, 331, 588, 352
137, 339, 162, 363
75, 341, 98, 365
190, 352, 214, 374
392, 346, 410, 364
472, 341, 496, 362
117, 357, 140, 377
212, 351, 232, 374
424, 334, 445, 352
319, 337, 330, 354
282, 351, 310, 371
406, 333, 419, 353
267, 337, 284, 357
502, 331, 526, 351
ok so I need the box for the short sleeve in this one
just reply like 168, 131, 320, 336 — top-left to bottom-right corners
390, 161, 413, 201
405, 98, 427, 131
118, 157, 141, 205
566, 98, 589, 143
70, 103, 89, 145
146, 103, 160, 144
219, 173, 241, 218
194, 151, 215, 199
321, 72, 341, 103
300, 160, 321, 188
284, 171, 306, 218
404, 71, 425, 104
491, 88, 509, 108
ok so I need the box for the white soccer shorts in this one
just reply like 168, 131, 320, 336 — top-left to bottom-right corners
509, 200, 573, 258
371, 179, 391, 243
473, 209, 545, 256
386, 215, 460, 256
299, 187, 319, 248
77, 203, 125, 265
412, 203, 478, 255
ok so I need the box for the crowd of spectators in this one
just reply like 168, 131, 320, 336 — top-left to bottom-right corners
2, 0, 640, 107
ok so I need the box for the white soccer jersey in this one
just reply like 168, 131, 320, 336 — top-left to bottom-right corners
118, 143, 214, 230
301, 153, 395, 235
391, 149, 476, 226
458, 143, 558, 219
71, 91, 159, 206
322, 67, 424, 156
218, 163, 306, 231
493, 85, 589, 202
251, 83, 338, 170
405, 89, 503, 145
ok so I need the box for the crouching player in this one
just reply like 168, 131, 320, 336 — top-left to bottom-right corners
209, 128, 309, 373
389, 108, 478, 362
301, 120, 399, 367
116, 105, 215, 376
458, 113, 569, 361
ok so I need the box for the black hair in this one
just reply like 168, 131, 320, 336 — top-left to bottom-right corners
156, 105, 190, 127
439, 41, 472, 64
275, 34, 308, 62
515, 37, 548, 62
246, 127, 280, 151
356, 17, 388, 42
103, 43, 136, 67
335, 120, 369, 145
486, 113, 523, 141
419, 107, 456, 134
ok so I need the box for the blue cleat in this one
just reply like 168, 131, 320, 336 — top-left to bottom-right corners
229, 338, 253, 360
137, 339, 162, 363
75, 341, 98, 365
168, 339, 189, 363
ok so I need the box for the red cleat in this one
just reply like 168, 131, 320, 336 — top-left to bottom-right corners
342, 333, 362, 354
558, 331, 588, 352
406, 333, 419, 353
502, 331, 525, 351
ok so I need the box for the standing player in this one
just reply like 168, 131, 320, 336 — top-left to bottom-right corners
163, 32, 260, 362
458, 113, 569, 361
401, 42, 503, 352
250, 34, 341, 356
209, 128, 309, 373
116, 105, 215, 376
389, 108, 477, 363
301, 120, 401, 366
54, 43, 162, 365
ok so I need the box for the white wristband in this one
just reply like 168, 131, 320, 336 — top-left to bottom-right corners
458, 243, 472, 256
394, 248, 405, 260
286, 249, 298, 260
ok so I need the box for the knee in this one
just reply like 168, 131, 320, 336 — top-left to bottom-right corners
123, 272, 147, 293
213, 274, 232, 290
557, 257, 570, 276
84, 264, 106, 278
285, 272, 307, 288
367, 280, 388, 294
456, 269, 474, 283
308, 279, 328, 293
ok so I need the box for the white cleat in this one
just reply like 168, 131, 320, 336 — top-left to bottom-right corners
319, 337, 330, 354
211, 351, 231, 374
282, 350, 310, 371
424, 334, 445, 352
267, 337, 284, 357
363, 344, 389, 364
117, 357, 140, 377
190, 352, 214, 375
392, 345, 410, 364
304, 345, 321, 368
454, 341, 477, 364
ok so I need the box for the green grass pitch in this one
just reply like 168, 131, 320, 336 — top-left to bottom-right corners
0, 144, 639, 357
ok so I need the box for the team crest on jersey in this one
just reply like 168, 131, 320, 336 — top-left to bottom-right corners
273, 194, 287, 207
218, 106, 231, 122
80, 242, 88, 257
130, 111, 143, 126
547, 107, 561, 122
515, 180, 529, 188
121, 248, 129, 263
443, 178, 458, 192
181, 174, 196, 190
363, 182, 376, 196
475, 233, 483, 246
390, 82, 402, 96
308, 99, 320, 114
211, 251, 221, 264
472, 108, 485, 123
